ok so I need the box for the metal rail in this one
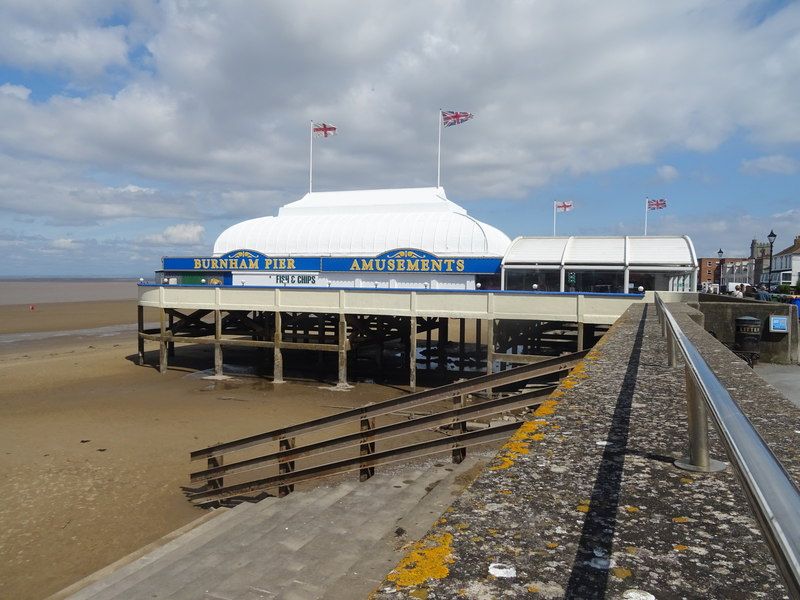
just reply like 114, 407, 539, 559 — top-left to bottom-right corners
654, 293, 800, 598
190, 386, 556, 484
189, 422, 522, 504
190, 351, 587, 461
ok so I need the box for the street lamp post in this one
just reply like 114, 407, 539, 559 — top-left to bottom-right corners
767, 230, 777, 291
717, 248, 723, 293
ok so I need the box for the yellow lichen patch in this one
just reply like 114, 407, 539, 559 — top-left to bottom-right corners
625, 546, 638, 555
680, 477, 694, 484
625, 505, 640, 513
498, 489, 513, 495
673, 544, 688, 552
546, 542, 559, 549
531, 433, 545, 441
410, 589, 428, 600
672, 516, 690, 523
576, 504, 590, 513
487, 528, 500, 536
436, 517, 448, 526
470, 536, 483, 543
387, 532, 455, 588
550, 424, 561, 430
454, 522, 469, 531
534, 399, 559, 416
528, 585, 541, 593
611, 567, 633, 579
489, 419, 547, 471
611, 567, 632, 579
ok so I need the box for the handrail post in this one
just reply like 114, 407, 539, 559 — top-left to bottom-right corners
666, 327, 677, 367
674, 366, 726, 473
359, 413, 375, 481
278, 436, 296, 496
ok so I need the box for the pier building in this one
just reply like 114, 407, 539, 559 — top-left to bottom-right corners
140, 187, 698, 389
502, 235, 698, 293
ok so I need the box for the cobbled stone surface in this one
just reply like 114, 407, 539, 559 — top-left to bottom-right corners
376, 303, 800, 600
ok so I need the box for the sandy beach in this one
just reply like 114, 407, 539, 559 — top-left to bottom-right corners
0, 296, 408, 599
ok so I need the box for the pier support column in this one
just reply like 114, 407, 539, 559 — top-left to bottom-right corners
485, 319, 494, 376
137, 305, 145, 365
273, 311, 284, 383
337, 313, 348, 387
485, 318, 495, 397
168, 310, 175, 357
576, 322, 585, 352
475, 318, 481, 369
409, 317, 417, 391
458, 319, 466, 373
159, 308, 168, 374
214, 309, 223, 377
437, 318, 449, 371
425, 326, 432, 370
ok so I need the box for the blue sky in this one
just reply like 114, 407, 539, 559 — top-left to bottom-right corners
0, 1, 798, 277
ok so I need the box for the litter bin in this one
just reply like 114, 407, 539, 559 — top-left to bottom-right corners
734, 316, 761, 353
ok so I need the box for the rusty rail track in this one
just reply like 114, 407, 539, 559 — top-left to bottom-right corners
187, 350, 587, 505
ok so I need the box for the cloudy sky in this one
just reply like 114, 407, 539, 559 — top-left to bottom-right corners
1, 0, 799, 277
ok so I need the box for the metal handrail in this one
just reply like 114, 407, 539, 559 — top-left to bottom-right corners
654, 293, 800, 598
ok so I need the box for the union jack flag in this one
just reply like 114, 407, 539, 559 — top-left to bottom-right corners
647, 198, 667, 210
442, 111, 474, 127
312, 122, 337, 137
555, 201, 574, 212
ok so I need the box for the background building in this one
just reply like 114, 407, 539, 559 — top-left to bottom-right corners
750, 238, 771, 288
699, 256, 723, 290
720, 257, 754, 290
768, 234, 800, 290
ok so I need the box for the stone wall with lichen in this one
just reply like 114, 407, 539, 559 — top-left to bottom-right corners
373, 303, 798, 600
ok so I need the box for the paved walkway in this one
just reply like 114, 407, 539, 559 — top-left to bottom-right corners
754, 363, 800, 408
376, 304, 800, 599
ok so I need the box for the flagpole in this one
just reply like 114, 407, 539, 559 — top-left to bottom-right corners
644, 197, 648, 236
436, 109, 442, 188
553, 201, 557, 236
309, 121, 314, 194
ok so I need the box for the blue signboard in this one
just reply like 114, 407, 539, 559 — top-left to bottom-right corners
162, 248, 501, 274
322, 249, 501, 274
769, 315, 789, 333
163, 250, 320, 272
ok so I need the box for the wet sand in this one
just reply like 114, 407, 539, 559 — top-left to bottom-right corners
0, 300, 143, 335
0, 306, 402, 599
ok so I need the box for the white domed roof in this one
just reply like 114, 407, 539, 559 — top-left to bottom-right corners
213, 187, 510, 257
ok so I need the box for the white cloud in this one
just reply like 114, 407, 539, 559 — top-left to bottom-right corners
1, 1, 800, 277
0, 1, 798, 202
0, 83, 31, 100
50, 238, 81, 250
0, 1, 131, 77
656, 165, 679, 182
741, 154, 800, 175
631, 209, 800, 259
144, 223, 205, 245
